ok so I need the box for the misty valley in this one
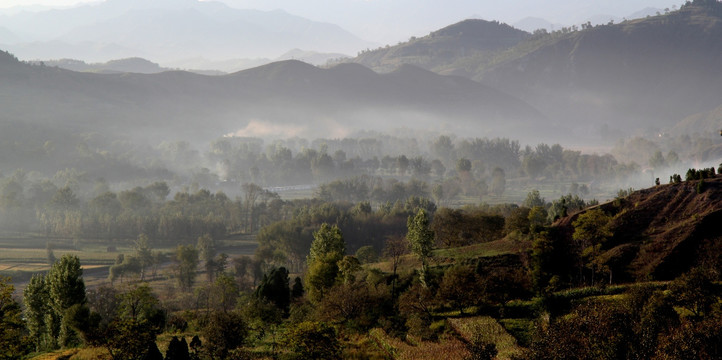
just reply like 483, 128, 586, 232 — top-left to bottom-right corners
1, 1, 722, 359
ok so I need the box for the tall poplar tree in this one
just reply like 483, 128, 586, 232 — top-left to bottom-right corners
46, 254, 87, 347
407, 209, 434, 287
23, 274, 50, 351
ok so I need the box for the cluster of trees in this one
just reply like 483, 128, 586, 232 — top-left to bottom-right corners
523, 267, 722, 359
685, 167, 716, 181
0, 176, 285, 242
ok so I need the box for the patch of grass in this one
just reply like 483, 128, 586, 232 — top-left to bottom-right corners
69, 347, 110, 360
433, 238, 517, 260
27, 349, 80, 360
448, 316, 522, 360
368, 328, 470, 360
498, 318, 534, 348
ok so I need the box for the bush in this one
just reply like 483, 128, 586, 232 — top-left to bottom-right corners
286, 321, 341, 360
202, 311, 248, 359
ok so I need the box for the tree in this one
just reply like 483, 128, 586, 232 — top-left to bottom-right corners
490, 167, 506, 196
524, 190, 546, 209
306, 253, 341, 301
669, 267, 718, 318
242, 183, 262, 233
291, 277, 304, 299
337, 256, 362, 285
407, 209, 434, 286
165, 336, 190, 360
103, 318, 159, 360
23, 274, 50, 352
144, 342, 164, 360
197, 234, 217, 282
202, 311, 248, 359
210, 274, 239, 313
74, 285, 166, 360
355, 245, 378, 264
47, 254, 87, 347
175, 245, 199, 290
528, 206, 548, 233
438, 265, 479, 314
46, 242, 56, 266
0, 276, 29, 359
307, 223, 345, 264
305, 224, 346, 301
255, 267, 291, 314
134, 234, 154, 281
572, 208, 613, 285
286, 321, 341, 360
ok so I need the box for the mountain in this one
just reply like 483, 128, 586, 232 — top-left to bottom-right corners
0, 50, 546, 146
0, 0, 372, 62
555, 174, 722, 281
477, 2, 722, 135
276, 49, 348, 66
37, 57, 168, 74
345, 19, 529, 74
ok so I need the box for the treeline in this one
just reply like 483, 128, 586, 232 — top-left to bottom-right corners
1, 130, 648, 221
0, 177, 278, 242
209, 135, 637, 187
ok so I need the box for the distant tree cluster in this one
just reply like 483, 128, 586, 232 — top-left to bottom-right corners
685, 167, 716, 181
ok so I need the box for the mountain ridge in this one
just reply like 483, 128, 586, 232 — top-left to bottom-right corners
0, 52, 547, 146
0, 0, 373, 61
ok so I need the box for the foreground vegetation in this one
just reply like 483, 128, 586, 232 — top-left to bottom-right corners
1, 169, 721, 359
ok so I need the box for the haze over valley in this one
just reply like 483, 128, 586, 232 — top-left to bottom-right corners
1, 1, 722, 359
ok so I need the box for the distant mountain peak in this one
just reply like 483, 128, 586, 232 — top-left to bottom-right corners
346, 18, 528, 73
431, 18, 528, 38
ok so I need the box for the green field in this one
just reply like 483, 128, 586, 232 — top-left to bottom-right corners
0, 234, 258, 291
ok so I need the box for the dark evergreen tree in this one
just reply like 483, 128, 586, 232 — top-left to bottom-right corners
143, 342, 164, 360
165, 336, 190, 360
291, 276, 304, 299
255, 267, 291, 313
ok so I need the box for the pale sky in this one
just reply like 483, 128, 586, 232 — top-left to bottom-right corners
0, 0, 685, 43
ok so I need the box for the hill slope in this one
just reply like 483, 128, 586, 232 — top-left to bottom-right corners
555, 175, 722, 282
478, 1, 722, 134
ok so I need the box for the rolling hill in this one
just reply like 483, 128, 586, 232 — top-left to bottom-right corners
0, 50, 546, 147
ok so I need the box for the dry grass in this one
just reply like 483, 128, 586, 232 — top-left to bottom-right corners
28, 349, 80, 360
449, 316, 523, 360
369, 328, 470, 360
